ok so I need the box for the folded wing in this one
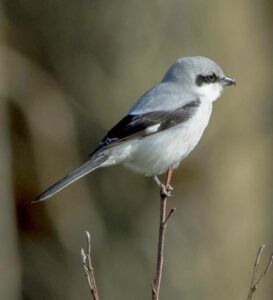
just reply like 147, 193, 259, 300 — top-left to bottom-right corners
91, 99, 200, 155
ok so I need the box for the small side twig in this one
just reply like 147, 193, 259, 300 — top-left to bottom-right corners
246, 244, 273, 300
163, 208, 176, 226
81, 231, 100, 300
152, 168, 176, 300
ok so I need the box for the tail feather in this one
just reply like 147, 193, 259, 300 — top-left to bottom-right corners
33, 155, 107, 202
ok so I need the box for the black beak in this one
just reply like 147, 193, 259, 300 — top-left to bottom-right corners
220, 76, 236, 86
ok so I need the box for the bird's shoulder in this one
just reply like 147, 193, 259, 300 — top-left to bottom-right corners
128, 81, 194, 115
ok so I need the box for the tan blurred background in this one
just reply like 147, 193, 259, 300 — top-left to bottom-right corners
0, 0, 272, 299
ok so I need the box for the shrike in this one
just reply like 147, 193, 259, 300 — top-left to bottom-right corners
34, 56, 235, 202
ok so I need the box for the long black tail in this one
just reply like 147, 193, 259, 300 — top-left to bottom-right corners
33, 155, 108, 202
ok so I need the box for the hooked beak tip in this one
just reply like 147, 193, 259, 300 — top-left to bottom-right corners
220, 76, 236, 87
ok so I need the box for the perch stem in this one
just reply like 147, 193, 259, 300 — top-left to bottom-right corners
152, 168, 175, 300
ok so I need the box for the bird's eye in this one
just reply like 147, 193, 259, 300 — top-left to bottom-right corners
206, 73, 217, 83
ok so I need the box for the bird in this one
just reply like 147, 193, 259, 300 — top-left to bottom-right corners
34, 56, 235, 202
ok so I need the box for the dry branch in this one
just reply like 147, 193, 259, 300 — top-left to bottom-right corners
152, 168, 176, 300
81, 231, 100, 300
246, 244, 273, 300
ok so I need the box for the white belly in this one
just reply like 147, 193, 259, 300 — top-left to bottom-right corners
122, 100, 213, 176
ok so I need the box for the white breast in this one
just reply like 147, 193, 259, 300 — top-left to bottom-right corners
122, 99, 213, 176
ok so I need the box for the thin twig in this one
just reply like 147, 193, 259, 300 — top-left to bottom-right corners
81, 231, 100, 300
152, 168, 176, 300
163, 208, 176, 226
246, 244, 273, 300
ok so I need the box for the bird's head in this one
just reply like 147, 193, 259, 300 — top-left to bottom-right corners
163, 56, 236, 103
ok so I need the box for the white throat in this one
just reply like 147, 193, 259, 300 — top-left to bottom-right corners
196, 83, 223, 103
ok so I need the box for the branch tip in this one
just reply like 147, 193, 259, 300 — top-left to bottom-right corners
85, 230, 91, 241
81, 231, 100, 300
247, 244, 273, 300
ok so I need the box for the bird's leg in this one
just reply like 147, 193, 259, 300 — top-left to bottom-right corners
164, 167, 174, 196
154, 175, 163, 187
153, 168, 174, 197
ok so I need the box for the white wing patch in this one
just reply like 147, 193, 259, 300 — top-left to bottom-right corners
145, 123, 161, 134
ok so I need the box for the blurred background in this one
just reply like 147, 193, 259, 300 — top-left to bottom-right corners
0, 0, 272, 299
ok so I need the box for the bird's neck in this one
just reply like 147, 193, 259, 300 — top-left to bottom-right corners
197, 84, 223, 103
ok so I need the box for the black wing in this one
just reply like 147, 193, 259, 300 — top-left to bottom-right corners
90, 99, 200, 155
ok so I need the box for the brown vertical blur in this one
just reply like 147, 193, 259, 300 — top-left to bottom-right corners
0, 0, 272, 299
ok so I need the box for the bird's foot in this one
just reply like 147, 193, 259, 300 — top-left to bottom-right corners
154, 176, 173, 197
160, 184, 173, 198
